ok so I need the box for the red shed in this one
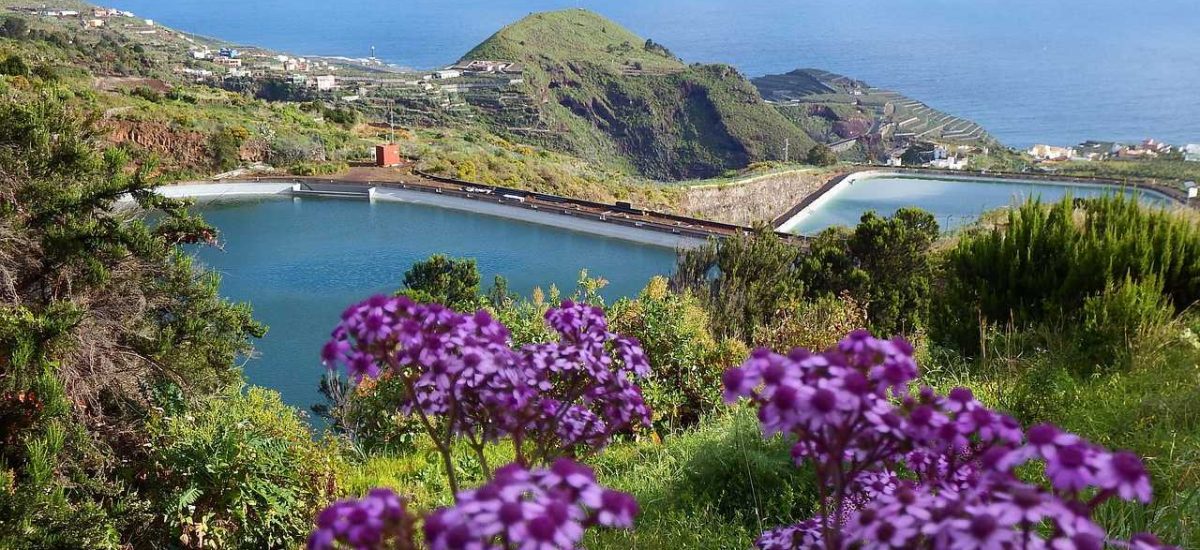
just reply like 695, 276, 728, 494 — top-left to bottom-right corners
375, 143, 401, 167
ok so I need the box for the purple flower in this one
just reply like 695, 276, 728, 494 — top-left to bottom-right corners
1045, 442, 1096, 492
1096, 451, 1152, 503
728, 331, 1176, 550
308, 489, 413, 550
423, 460, 636, 550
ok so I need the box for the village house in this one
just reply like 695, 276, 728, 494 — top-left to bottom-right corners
83, 19, 105, 29
213, 57, 243, 68
1183, 144, 1200, 162
930, 156, 969, 170
433, 69, 463, 79
315, 75, 338, 91
1074, 141, 1119, 161
1028, 144, 1075, 161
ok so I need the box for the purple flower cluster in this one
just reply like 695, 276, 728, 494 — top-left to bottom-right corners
308, 489, 414, 550
424, 459, 638, 550
307, 460, 636, 550
322, 297, 651, 481
725, 330, 1174, 550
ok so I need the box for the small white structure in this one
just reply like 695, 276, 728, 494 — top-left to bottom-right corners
144, 19, 154, 26
1184, 144, 1200, 163
1028, 144, 1075, 161
434, 69, 462, 79
930, 156, 969, 170
315, 75, 338, 91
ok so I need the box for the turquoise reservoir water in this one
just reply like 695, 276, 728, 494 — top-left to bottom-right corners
192, 197, 677, 414
786, 176, 1176, 236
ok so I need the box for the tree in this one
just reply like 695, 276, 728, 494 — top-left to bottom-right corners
673, 225, 805, 342
806, 144, 838, 166
798, 208, 939, 336
399, 255, 482, 310
0, 92, 267, 547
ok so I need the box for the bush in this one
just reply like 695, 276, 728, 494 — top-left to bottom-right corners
1080, 275, 1175, 368
146, 386, 343, 550
608, 277, 747, 431
129, 86, 163, 103
398, 254, 482, 311
805, 144, 837, 166
0, 55, 30, 77
752, 292, 868, 352
268, 135, 326, 166
587, 409, 817, 548
937, 195, 1200, 354
288, 161, 348, 176
210, 125, 249, 171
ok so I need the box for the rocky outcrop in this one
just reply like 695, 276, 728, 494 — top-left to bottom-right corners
103, 120, 267, 171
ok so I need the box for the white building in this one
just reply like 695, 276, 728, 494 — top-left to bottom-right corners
434, 69, 462, 79
1028, 144, 1075, 161
930, 156, 969, 170
315, 75, 338, 91
1184, 144, 1200, 162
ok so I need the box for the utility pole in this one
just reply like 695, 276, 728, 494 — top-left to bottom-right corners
784, 138, 790, 164
388, 99, 395, 144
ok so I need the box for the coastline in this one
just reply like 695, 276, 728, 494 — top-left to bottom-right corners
153, 182, 710, 250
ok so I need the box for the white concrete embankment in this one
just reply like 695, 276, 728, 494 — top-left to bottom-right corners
153, 182, 707, 250
774, 170, 1182, 235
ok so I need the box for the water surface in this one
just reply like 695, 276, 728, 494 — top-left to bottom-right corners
193, 197, 676, 413
785, 176, 1175, 235
105, 0, 1200, 147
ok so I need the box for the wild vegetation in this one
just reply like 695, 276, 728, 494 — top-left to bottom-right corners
1, 4, 1198, 550
461, 9, 816, 180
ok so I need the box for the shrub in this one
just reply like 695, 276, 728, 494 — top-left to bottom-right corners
288, 161, 348, 176
0, 55, 30, 77
609, 277, 747, 431
210, 125, 249, 171
1079, 275, 1175, 368
398, 255, 482, 311
146, 386, 343, 550
938, 195, 1200, 354
805, 144, 837, 166
753, 292, 868, 352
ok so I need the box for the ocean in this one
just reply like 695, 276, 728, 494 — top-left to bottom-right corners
105, 0, 1199, 150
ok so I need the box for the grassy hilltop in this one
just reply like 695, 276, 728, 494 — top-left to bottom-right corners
460, 9, 816, 180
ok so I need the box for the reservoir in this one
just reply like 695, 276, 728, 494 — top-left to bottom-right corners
192, 196, 678, 415
779, 174, 1178, 236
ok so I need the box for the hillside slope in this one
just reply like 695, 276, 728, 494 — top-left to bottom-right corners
753, 69, 994, 148
460, 9, 815, 180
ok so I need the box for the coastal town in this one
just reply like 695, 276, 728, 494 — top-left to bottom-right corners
1028, 139, 1200, 163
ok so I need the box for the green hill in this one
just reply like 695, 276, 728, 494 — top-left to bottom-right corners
459, 9, 815, 180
